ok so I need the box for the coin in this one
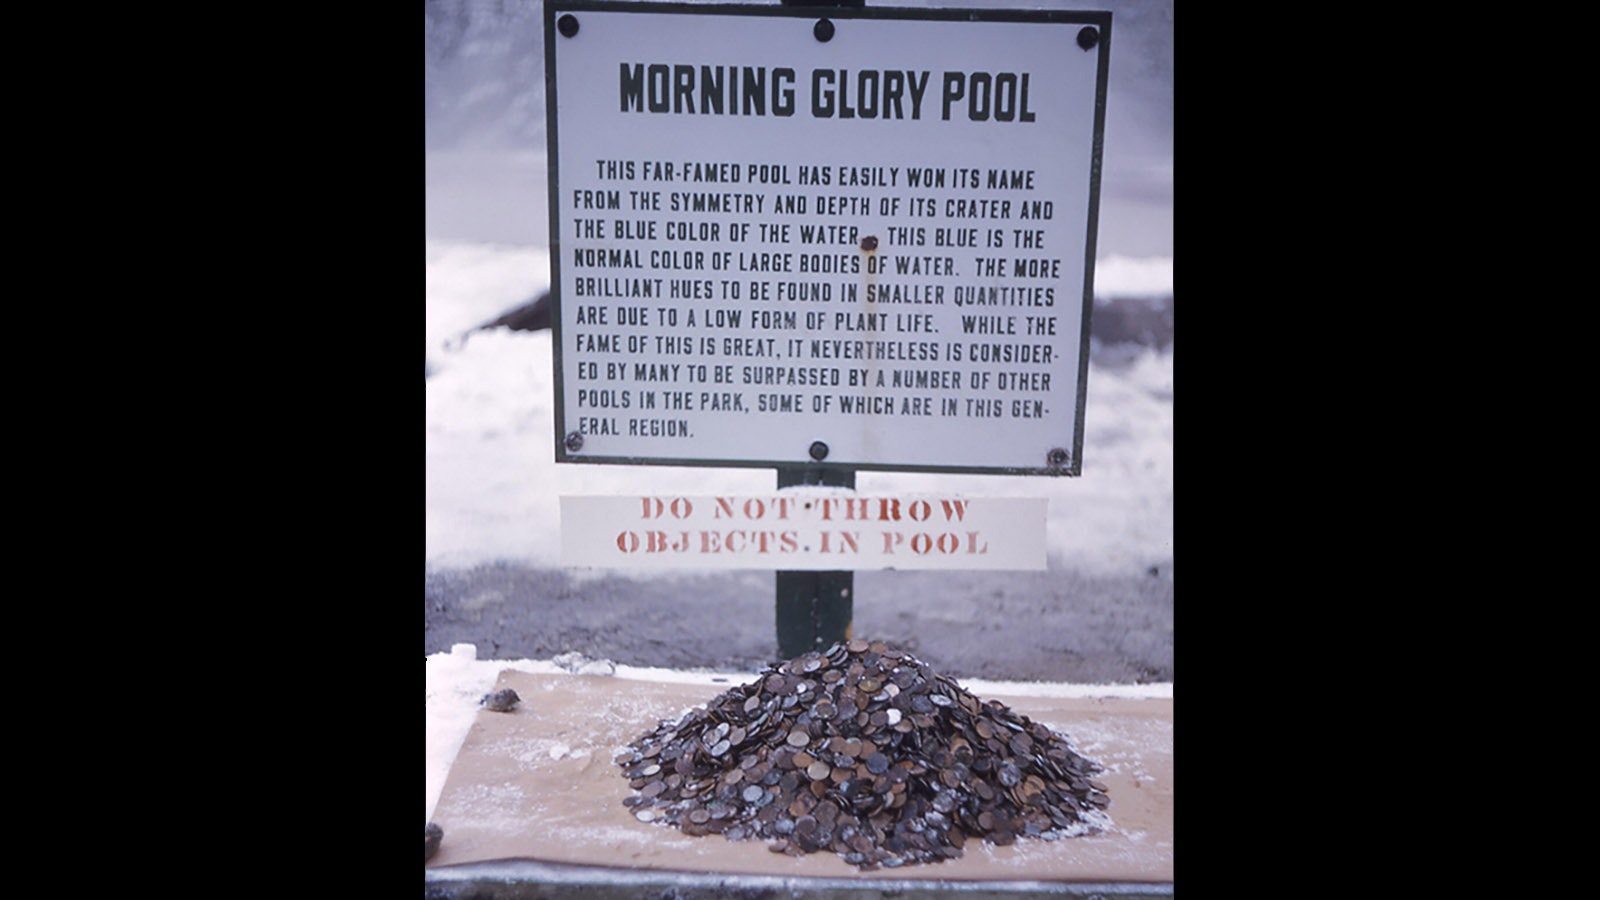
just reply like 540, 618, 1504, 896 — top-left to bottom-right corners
617, 638, 1110, 872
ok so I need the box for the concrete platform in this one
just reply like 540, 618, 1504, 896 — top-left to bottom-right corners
426, 657, 1172, 897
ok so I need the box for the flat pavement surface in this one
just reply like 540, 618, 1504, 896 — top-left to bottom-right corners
426, 668, 1172, 896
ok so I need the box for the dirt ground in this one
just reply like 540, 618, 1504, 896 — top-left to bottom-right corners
424, 561, 1172, 683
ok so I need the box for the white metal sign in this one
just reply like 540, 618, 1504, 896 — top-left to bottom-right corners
546, 3, 1110, 475
562, 491, 1047, 570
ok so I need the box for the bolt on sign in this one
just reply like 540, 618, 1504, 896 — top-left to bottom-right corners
546, 2, 1111, 475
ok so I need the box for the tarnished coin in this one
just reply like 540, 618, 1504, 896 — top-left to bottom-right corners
998, 762, 1023, 787
617, 637, 1110, 872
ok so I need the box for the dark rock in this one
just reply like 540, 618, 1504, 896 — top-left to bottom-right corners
480, 688, 521, 712
425, 822, 443, 861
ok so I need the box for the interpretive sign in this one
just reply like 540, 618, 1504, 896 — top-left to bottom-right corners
546, 2, 1110, 475
562, 492, 1047, 570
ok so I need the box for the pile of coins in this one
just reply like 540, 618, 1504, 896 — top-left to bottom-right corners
616, 639, 1111, 870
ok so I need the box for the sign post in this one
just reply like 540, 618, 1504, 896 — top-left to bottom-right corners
544, 1, 1111, 657
774, 461, 855, 658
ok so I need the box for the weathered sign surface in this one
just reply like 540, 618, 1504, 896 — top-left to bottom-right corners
561, 492, 1047, 570
546, 3, 1110, 475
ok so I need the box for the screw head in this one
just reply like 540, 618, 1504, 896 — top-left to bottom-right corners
565, 431, 585, 453
1047, 447, 1069, 467
558, 14, 579, 38
1077, 26, 1098, 50
814, 18, 835, 42
809, 441, 830, 461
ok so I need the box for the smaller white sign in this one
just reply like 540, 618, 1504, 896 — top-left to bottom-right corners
561, 489, 1045, 571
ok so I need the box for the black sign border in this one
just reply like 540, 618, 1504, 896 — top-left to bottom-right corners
545, 1, 1111, 477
